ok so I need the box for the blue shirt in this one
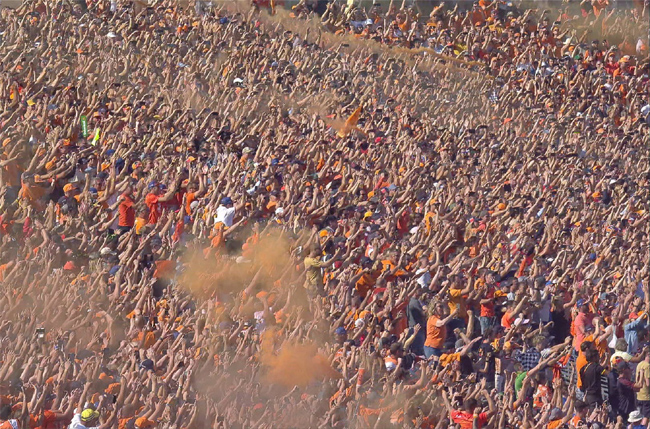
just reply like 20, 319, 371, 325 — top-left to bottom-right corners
624, 316, 647, 354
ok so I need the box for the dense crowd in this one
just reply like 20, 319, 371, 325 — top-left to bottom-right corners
0, 0, 649, 428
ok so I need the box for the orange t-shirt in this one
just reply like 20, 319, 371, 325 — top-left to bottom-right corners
355, 269, 380, 298
29, 410, 61, 429
145, 193, 161, 224
185, 192, 196, 215
576, 334, 606, 388
424, 315, 446, 349
448, 289, 467, 319
20, 183, 46, 204
118, 195, 135, 227
501, 311, 515, 329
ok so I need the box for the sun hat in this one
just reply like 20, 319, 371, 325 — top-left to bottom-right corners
628, 410, 642, 423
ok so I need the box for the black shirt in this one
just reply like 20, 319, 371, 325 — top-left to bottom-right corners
615, 376, 636, 417
607, 370, 620, 411
580, 362, 605, 405
406, 297, 426, 328
550, 309, 571, 346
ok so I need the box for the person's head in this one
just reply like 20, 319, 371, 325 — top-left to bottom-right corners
42, 393, 57, 410
0, 404, 11, 420
221, 196, 233, 207
531, 335, 545, 350
430, 302, 448, 318
579, 303, 590, 314
80, 408, 100, 426
615, 338, 628, 352
389, 342, 403, 357
580, 341, 594, 354
585, 347, 599, 364
334, 327, 347, 343
463, 397, 478, 413
616, 360, 631, 378
360, 256, 373, 269
135, 417, 156, 428
485, 271, 496, 285
63, 183, 78, 197
546, 406, 563, 421
148, 181, 159, 195
310, 245, 321, 257
574, 400, 588, 417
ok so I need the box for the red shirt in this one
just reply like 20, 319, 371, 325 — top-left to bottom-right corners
118, 194, 135, 227
450, 410, 488, 429
145, 193, 161, 224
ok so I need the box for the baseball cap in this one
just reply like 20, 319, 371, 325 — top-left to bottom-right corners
135, 417, 156, 428
63, 183, 78, 193
514, 317, 530, 326
81, 408, 99, 422
139, 359, 154, 371
335, 327, 347, 336
100, 247, 115, 257
221, 197, 233, 205
148, 181, 158, 189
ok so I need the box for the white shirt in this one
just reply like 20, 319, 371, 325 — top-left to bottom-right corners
415, 268, 431, 288
538, 293, 551, 323
214, 205, 236, 227
68, 414, 100, 429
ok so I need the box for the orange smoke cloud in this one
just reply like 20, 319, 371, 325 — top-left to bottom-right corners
260, 329, 341, 389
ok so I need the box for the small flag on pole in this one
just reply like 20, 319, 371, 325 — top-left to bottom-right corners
80, 116, 88, 137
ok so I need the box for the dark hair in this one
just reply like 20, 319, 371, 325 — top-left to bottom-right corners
574, 400, 588, 411
585, 348, 599, 363
0, 404, 11, 420
464, 398, 478, 411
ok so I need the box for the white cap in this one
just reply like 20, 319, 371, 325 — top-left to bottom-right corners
514, 318, 530, 326
100, 247, 115, 256
190, 200, 199, 210
354, 319, 365, 328
275, 207, 285, 216
107, 32, 117, 38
